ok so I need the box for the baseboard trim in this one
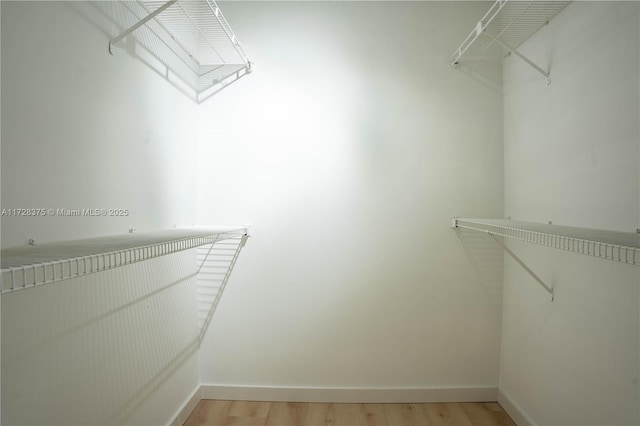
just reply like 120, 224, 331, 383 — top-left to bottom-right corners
170, 386, 202, 426
200, 385, 498, 403
497, 388, 535, 426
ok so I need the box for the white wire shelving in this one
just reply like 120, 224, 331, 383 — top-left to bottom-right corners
450, 0, 570, 81
0, 227, 249, 295
452, 218, 640, 266
195, 236, 245, 341
109, 0, 251, 103
451, 218, 640, 300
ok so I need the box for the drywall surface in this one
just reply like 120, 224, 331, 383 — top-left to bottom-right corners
501, 2, 640, 424
1, 1, 199, 248
197, 2, 505, 394
1, 2, 200, 424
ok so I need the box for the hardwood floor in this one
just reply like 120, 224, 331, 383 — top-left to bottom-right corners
183, 400, 516, 426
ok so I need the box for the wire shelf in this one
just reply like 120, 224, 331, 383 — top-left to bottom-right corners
450, 0, 569, 76
109, 0, 251, 102
195, 234, 246, 341
0, 227, 249, 294
452, 218, 640, 266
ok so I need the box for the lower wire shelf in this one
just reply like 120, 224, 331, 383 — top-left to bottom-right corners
452, 218, 640, 266
0, 227, 249, 294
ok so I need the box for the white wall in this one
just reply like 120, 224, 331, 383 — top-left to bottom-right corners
501, 2, 640, 424
1, 1, 199, 248
1, 2, 201, 424
197, 1, 505, 395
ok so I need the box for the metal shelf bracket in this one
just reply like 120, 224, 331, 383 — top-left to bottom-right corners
486, 232, 554, 301
481, 31, 551, 83
452, 216, 640, 301
449, 0, 569, 84
196, 228, 249, 273
452, 217, 553, 300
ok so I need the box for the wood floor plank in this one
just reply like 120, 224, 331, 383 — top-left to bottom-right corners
184, 400, 231, 426
491, 410, 517, 426
220, 417, 268, 426
227, 401, 271, 418
184, 399, 515, 426
430, 402, 472, 426
266, 402, 313, 426
383, 403, 425, 426
462, 402, 494, 425
302, 403, 332, 426
484, 402, 503, 412
328, 403, 388, 426
329, 403, 366, 426
361, 403, 388, 426
462, 402, 515, 426
422, 403, 453, 426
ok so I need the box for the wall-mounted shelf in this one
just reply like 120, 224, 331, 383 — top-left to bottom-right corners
450, 0, 570, 80
0, 227, 249, 294
453, 218, 639, 300
452, 218, 640, 266
109, 0, 251, 103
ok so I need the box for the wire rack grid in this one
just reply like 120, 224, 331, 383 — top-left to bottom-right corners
450, 0, 570, 66
110, 0, 251, 101
452, 218, 640, 266
0, 227, 249, 294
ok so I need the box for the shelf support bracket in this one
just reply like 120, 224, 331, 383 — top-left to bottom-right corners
481, 31, 550, 81
195, 230, 248, 273
197, 233, 248, 344
196, 236, 220, 274
486, 232, 554, 301
451, 217, 554, 300
109, 0, 178, 54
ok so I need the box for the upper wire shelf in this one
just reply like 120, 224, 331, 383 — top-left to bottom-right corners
450, 0, 570, 80
0, 227, 249, 294
109, 0, 251, 102
452, 218, 640, 266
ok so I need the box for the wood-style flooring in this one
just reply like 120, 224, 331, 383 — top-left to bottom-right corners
184, 400, 516, 426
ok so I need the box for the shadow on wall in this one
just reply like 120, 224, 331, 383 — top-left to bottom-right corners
1, 236, 246, 425
66, 2, 249, 104
454, 228, 504, 313
450, 60, 503, 95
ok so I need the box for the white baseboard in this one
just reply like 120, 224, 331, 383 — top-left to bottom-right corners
170, 386, 202, 426
200, 385, 498, 404
497, 388, 535, 426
